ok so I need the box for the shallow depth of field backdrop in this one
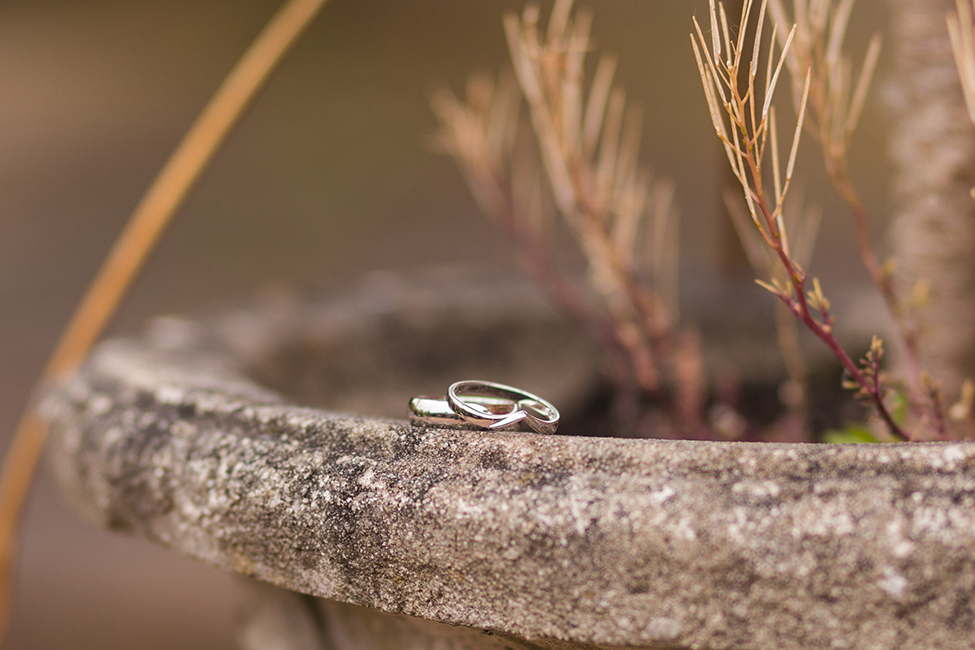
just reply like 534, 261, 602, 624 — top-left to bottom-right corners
0, 1, 888, 648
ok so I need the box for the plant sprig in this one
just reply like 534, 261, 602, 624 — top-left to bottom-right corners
436, 0, 698, 431
692, 0, 908, 441
431, 72, 626, 375
767, 0, 929, 400
504, 0, 679, 395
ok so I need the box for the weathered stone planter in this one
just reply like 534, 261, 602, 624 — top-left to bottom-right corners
41, 272, 975, 650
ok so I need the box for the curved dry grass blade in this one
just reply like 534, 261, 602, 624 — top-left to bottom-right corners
950, 0, 975, 133
692, 33, 751, 191
766, 67, 810, 257
691, 35, 726, 137
694, 16, 732, 105
765, 23, 779, 118
960, 0, 975, 87
948, 3, 975, 124
770, 109, 792, 256
0, 0, 329, 639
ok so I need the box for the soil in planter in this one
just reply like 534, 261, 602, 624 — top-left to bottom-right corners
555, 355, 868, 442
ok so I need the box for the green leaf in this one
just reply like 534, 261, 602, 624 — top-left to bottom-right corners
823, 425, 881, 444
889, 387, 908, 427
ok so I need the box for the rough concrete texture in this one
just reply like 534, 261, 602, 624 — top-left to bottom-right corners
40, 275, 975, 650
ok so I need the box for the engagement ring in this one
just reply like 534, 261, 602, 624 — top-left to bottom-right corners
409, 380, 559, 434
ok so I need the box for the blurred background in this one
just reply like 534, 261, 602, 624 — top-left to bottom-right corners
0, 0, 889, 648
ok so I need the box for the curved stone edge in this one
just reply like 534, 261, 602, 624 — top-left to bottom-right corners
42, 339, 975, 650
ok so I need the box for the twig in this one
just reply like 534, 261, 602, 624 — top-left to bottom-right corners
432, 73, 649, 398
504, 0, 677, 395
692, 0, 908, 441
436, 2, 698, 431
0, 0, 328, 640
767, 1, 924, 396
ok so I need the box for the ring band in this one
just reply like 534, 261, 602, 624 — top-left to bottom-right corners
408, 395, 516, 427
409, 380, 559, 434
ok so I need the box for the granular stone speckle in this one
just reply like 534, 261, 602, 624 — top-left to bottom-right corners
43, 338, 975, 650
37, 277, 975, 650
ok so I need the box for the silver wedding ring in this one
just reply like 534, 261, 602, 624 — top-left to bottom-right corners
409, 380, 559, 434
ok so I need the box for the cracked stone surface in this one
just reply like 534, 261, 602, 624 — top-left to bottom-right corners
40, 273, 975, 650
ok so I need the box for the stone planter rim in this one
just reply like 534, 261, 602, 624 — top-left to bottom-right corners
41, 279, 975, 650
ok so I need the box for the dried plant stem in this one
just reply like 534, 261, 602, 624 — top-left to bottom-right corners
767, 1, 922, 395
504, 1, 675, 396
437, 1, 690, 430
692, 0, 908, 440
0, 0, 328, 639
755, 191, 906, 439
430, 76, 625, 373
